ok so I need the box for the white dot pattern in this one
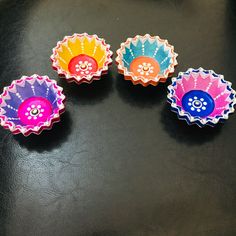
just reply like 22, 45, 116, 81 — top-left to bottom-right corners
75, 60, 93, 75
187, 96, 208, 112
137, 62, 154, 76
25, 104, 45, 120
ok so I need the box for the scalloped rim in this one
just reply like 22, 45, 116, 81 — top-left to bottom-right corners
167, 68, 236, 127
0, 74, 66, 136
115, 34, 178, 86
51, 33, 113, 84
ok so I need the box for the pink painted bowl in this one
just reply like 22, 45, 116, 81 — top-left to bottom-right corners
167, 68, 236, 127
0, 75, 66, 136
51, 33, 113, 84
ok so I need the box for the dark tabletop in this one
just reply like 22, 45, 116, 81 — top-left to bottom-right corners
0, 0, 236, 235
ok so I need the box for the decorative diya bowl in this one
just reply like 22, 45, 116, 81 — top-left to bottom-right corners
0, 75, 66, 136
167, 68, 236, 127
116, 34, 178, 86
51, 33, 113, 84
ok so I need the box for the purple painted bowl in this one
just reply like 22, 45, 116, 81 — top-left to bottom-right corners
167, 68, 236, 127
0, 75, 66, 136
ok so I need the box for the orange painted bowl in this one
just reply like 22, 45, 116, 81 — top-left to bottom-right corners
51, 33, 113, 84
116, 34, 178, 86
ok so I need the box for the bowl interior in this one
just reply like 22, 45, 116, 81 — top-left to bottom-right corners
55, 36, 108, 76
173, 72, 233, 118
121, 39, 173, 78
1, 80, 59, 127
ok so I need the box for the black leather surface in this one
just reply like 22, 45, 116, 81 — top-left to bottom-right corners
0, 0, 236, 235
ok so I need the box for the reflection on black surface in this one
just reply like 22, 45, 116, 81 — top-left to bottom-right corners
0, 0, 39, 86
0, 1, 39, 235
225, 0, 236, 79
0, 133, 13, 236
161, 103, 222, 145
116, 74, 168, 108
87, 231, 119, 236
14, 111, 72, 152
58, 71, 113, 105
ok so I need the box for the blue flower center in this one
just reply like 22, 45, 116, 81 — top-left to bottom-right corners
182, 90, 215, 118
